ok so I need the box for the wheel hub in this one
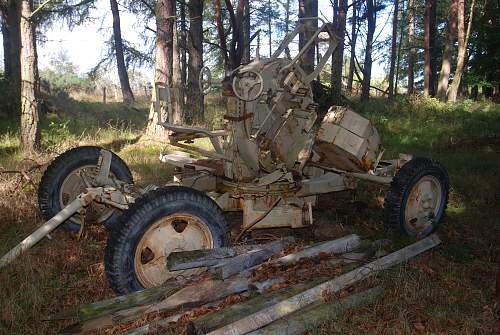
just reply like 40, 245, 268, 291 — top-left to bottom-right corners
59, 165, 116, 224
404, 175, 442, 234
134, 214, 214, 288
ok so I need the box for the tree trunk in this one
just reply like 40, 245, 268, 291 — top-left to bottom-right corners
331, 0, 347, 105
146, 0, 174, 138
448, 0, 475, 102
19, 0, 40, 152
109, 0, 134, 103
347, 0, 358, 94
423, 0, 437, 97
1, 15, 11, 78
407, 0, 415, 95
361, 0, 375, 101
436, 0, 457, 101
243, 0, 251, 63
298, 0, 318, 74
394, 0, 405, 95
267, 0, 271, 57
186, 0, 204, 124
388, 0, 399, 100
180, 0, 187, 88
1, 0, 21, 117
171, 11, 184, 124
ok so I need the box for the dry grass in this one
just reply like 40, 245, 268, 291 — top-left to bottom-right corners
0, 97, 499, 334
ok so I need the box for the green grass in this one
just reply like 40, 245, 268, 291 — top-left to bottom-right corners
0, 96, 499, 334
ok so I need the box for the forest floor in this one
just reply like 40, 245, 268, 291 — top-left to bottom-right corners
0, 95, 499, 334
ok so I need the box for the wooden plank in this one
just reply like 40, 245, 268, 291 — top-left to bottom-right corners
207, 234, 441, 335
167, 248, 236, 271
246, 287, 384, 335
76, 282, 180, 322
210, 240, 287, 280
64, 275, 252, 334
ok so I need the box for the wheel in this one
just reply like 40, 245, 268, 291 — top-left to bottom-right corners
104, 186, 229, 294
38, 146, 133, 231
384, 157, 449, 237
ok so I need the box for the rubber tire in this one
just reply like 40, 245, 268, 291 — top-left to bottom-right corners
38, 146, 133, 231
104, 186, 230, 295
384, 157, 449, 237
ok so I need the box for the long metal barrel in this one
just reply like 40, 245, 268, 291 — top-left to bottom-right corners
0, 194, 91, 269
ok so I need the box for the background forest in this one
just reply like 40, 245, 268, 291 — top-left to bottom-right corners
0, 0, 499, 334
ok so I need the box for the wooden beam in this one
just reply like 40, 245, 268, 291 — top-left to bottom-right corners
167, 248, 236, 271
210, 239, 288, 280
207, 234, 441, 335
246, 286, 384, 335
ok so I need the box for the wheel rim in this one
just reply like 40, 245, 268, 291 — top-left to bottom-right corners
134, 214, 214, 288
404, 175, 443, 235
59, 165, 115, 224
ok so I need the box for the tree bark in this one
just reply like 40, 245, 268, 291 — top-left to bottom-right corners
361, 0, 375, 101
388, 0, 399, 100
242, 0, 251, 63
407, 0, 415, 95
1, 14, 10, 78
1, 0, 21, 116
267, 0, 272, 58
423, 0, 437, 97
436, 0, 457, 101
394, 0, 405, 95
145, 0, 174, 138
298, 0, 318, 74
171, 8, 184, 124
331, 0, 347, 105
448, 0, 475, 102
109, 0, 134, 103
180, 0, 187, 87
186, 0, 204, 124
347, 0, 358, 94
19, 0, 40, 152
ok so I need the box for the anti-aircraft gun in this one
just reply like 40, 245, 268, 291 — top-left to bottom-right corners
1, 20, 448, 295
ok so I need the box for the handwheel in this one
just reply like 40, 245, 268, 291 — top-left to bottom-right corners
38, 146, 133, 231
198, 66, 212, 95
232, 70, 264, 101
384, 157, 449, 237
104, 186, 230, 294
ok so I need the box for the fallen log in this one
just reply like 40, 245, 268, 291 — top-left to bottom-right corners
187, 278, 329, 335
210, 239, 287, 280
246, 286, 384, 335
167, 248, 236, 271
207, 234, 441, 335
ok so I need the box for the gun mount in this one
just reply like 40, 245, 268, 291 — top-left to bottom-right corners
26, 20, 449, 293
